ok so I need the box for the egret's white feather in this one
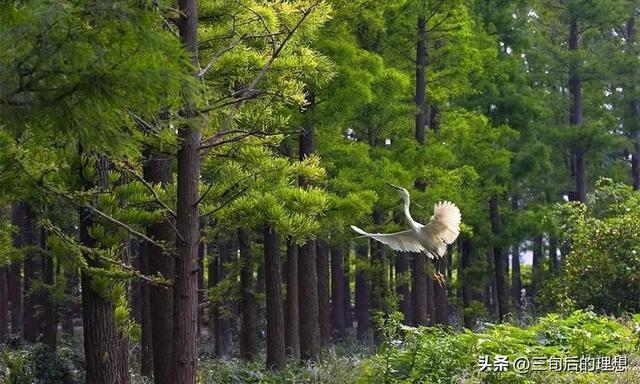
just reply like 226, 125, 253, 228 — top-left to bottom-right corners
350, 188, 462, 259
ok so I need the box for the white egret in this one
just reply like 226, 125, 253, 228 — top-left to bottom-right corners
350, 183, 461, 258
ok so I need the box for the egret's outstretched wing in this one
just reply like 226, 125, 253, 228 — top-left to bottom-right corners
420, 201, 461, 258
350, 225, 425, 253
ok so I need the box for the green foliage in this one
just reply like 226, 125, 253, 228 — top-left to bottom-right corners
0, 344, 79, 384
545, 179, 640, 314
359, 310, 639, 384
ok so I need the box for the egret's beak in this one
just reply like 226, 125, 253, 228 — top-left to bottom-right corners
385, 182, 402, 190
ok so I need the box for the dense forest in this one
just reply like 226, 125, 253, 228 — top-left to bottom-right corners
1, 0, 640, 383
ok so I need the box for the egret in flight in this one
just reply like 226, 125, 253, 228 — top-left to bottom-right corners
350, 183, 461, 258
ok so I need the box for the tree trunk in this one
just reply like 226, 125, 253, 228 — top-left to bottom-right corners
62, 270, 78, 336
343, 250, 352, 329
238, 228, 258, 360
331, 246, 346, 339
39, 229, 57, 351
7, 262, 21, 335
263, 226, 286, 369
0, 268, 7, 340
316, 240, 330, 346
490, 197, 506, 322
80, 155, 128, 384
569, 17, 586, 202
355, 243, 371, 342
133, 240, 153, 378
415, 16, 427, 144
459, 237, 474, 329
511, 244, 522, 312
298, 241, 321, 359
284, 238, 300, 358
548, 235, 558, 273
143, 150, 176, 384
395, 252, 411, 325
412, 252, 428, 326
433, 257, 448, 325
531, 236, 543, 299
627, 17, 640, 190
298, 102, 321, 359
211, 237, 232, 358
173, 0, 201, 380
197, 241, 205, 336
15, 203, 40, 342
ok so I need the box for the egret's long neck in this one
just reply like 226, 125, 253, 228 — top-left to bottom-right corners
402, 196, 417, 228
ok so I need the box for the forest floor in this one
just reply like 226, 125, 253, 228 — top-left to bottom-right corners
1, 311, 639, 383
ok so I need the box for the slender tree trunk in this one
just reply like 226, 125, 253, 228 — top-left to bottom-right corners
298, 241, 321, 358
490, 197, 506, 321
133, 240, 153, 378
197, 241, 205, 336
143, 151, 176, 384
343, 250, 352, 330
433, 258, 448, 325
298, 101, 321, 359
173, 0, 201, 380
531, 236, 544, 299
80, 155, 128, 384
412, 252, 428, 326
15, 203, 39, 342
569, 17, 586, 202
459, 237, 474, 329
626, 17, 640, 190
415, 16, 427, 144
395, 252, 411, 325
38, 229, 57, 351
316, 240, 330, 346
548, 235, 558, 273
354, 243, 371, 342
7, 262, 21, 335
238, 228, 258, 360
0, 268, 7, 340
211, 237, 232, 358
62, 270, 78, 336
284, 239, 300, 358
331, 246, 346, 339
511, 244, 522, 312
263, 226, 286, 369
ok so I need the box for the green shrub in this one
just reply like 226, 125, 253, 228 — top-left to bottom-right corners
359, 310, 639, 384
0, 343, 78, 384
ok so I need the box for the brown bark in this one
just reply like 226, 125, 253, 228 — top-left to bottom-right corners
284, 239, 300, 358
0, 268, 7, 340
7, 262, 21, 335
133, 240, 153, 378
569, 17, 586, 202
80, 155, 129, 384
39, 229, 57, 351
412, 252, 428, 326
14, 203, 39, 342
433, 258, 448, 325
627, 17, 640, 190
298, 101, 321, 359
298, 241, 321, 359
143, 151, 176, 384
354, 243, 371, 342
263, 226, 286, 369
459, 237, 474, 329
316, 240, 330, 346
211, 237, 232, 358
239, 228, 258, 360
197, 241, 205, 336
415, 16, 427, 144
343, 250, 352, 329
490, 197, 506, 321
330, 246, 346, 339
531, 236, 544, 298
173, 0, 201, 380
395, 252, 411, 325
